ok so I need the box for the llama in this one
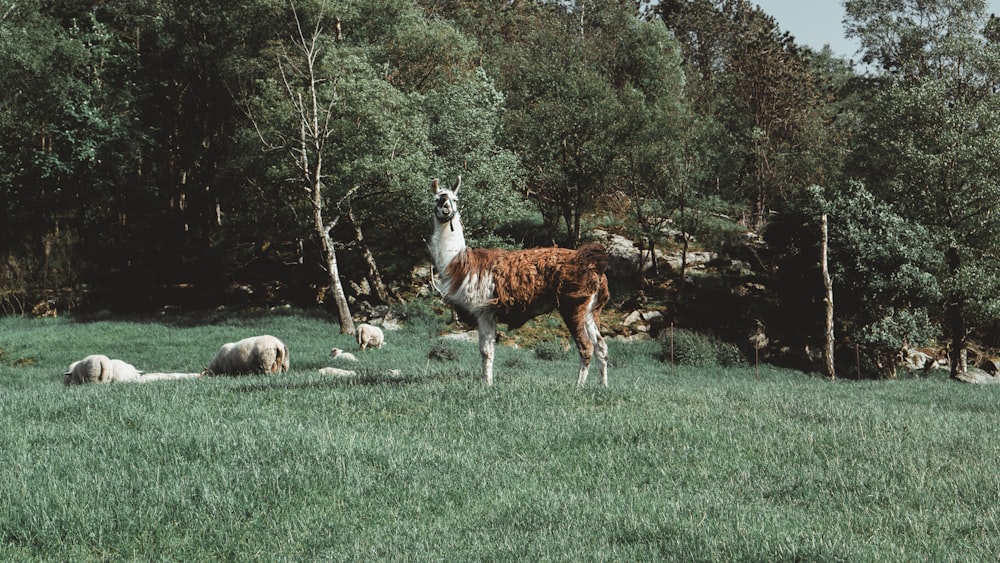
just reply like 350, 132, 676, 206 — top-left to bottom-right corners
429, 177, 610, 386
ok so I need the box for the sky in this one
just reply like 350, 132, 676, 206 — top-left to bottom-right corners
752, 0, 1000, 62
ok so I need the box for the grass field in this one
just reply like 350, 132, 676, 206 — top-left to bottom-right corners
1, 307, 999, 561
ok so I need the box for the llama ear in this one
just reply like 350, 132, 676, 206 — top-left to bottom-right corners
453, 176, 462, 194
431, 178, 439, 193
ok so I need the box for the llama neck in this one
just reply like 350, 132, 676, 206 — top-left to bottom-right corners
431, 213, 467, 274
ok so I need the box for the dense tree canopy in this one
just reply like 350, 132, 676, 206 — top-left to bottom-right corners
5, 0, 1000, 376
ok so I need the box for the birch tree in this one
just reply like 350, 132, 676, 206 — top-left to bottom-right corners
250, 6, 354, 332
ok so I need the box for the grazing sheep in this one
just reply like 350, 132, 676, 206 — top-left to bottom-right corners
329, 347, 358, 362
207, 335, 290, 376
356, 323, 384, 351
64, 356, 155, 385
319, 367, 356, 377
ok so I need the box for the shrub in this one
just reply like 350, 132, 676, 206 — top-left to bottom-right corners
534, 340, 568, 361
392, 298, 448, 337
658, 328, 745, 368
428, 341, 460, 362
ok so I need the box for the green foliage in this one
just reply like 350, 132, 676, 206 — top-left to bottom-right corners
658, 328, 746, 368
658, 0, 838, 224
391, 297, 448, 338
0, 5, 141, 289
766, 183, 942, 374
845, 0, 1000, 370
533, 340, 568, 361
424, 68, 526, 246
427, 340, 461, 362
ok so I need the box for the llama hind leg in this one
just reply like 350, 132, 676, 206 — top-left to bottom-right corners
566, 294, 609, 386
588, 315, 609, 387
562, 302, 595, 386
578, 313, 608, 387
477, 316, 497, 386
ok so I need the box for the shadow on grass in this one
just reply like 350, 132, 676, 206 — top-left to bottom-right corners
70, 306, 332, 328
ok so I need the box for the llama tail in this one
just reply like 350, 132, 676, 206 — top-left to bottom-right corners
574, 242, 609, 274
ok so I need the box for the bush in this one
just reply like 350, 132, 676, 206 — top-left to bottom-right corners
428, 341, 461, 362
658, 328, 745, 368
534, 340, 568, 361
392, 298, 448, 337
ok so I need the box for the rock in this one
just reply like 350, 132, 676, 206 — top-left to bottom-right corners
623, 310, 643, 326
614, 333, 651, 342
440, 330, 479, 342
953, 368, 1000, 384
662, 251, 715, 272
591, 229, 665, 273
977, 357, 1000, 375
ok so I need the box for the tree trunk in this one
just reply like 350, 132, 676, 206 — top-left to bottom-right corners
313, 200, 354, 334
679, 233, 689, 297
348, 207, 390, 303
647, 237, 658, 276
946, 245, 966, 378
821, 214, 836, 380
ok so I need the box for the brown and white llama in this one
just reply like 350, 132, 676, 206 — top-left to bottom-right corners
429, 177, 610, 386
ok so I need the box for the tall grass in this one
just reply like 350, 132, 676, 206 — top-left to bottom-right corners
1, 309, 998, 560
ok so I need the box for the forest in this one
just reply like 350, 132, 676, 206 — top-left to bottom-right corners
3, 0, 1000, 380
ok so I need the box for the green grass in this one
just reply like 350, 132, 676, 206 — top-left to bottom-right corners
1, 309, 999, 561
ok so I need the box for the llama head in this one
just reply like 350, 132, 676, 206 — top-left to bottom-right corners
432, 176, 461, 224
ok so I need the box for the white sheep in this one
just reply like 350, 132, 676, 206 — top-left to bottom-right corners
64, 354, 113, 385
140, 372, 203, 382
318, 367, 356, 377
329, 347, 358, 362
356, 323, 384, 351
207, 335, 290, 376
63, 356, 146, 385
108, 359, 142, 382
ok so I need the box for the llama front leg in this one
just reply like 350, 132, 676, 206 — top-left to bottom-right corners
477, 316, 497, 385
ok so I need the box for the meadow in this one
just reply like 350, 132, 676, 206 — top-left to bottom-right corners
1, 307, 998, 561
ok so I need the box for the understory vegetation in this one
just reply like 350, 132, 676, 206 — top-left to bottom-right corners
1, 311, 998, 560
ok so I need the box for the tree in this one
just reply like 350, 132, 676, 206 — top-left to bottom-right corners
248, 6, 357, 332
826, 184, 941, 378
764, 184, 941, 378
422, 68, 524, 248
500, 21, 625, 246
657, 0, 836, 227
846, 0, 1000, 378
0, 4, 141, 308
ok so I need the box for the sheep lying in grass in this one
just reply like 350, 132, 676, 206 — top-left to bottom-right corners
140, 372, 203, 382
207, 335, 289, 376
64, 355, 198, 385
329, 347, 358, 362
356, 323, 384, 351
319, 367, 356, 377
64, 354, 114, 385
64, 355, 143, 385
